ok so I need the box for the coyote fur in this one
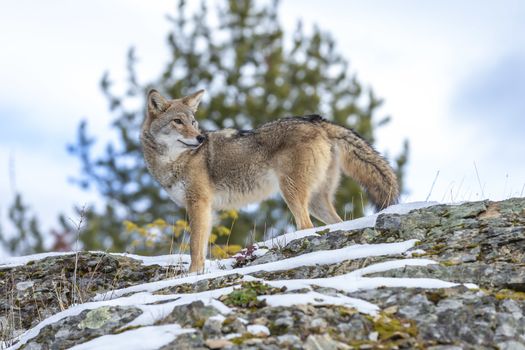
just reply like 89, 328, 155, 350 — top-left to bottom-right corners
141, 89, 399, 272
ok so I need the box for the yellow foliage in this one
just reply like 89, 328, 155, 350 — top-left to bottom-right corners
226, 245, 242, 254
220, 209, 239, 220
152, 218, 167, 228
122, 213, 237, 256
210, 244, 242, 259
123, 220, 138, 233
214, 226, 231, 237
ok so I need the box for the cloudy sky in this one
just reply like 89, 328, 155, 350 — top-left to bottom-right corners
1, 0, 524, 246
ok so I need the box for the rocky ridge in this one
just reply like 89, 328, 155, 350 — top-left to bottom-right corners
1, 198, 524, 349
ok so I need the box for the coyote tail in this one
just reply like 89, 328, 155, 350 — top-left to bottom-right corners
323, 121, 400, 209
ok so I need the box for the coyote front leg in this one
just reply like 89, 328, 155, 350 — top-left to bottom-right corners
187, 196, 212, 273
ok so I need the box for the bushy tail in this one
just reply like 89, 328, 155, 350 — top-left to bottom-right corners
323, 122, 400, 210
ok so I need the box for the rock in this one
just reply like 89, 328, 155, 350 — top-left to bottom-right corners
22, 306, 142, 349
159, 332, 207, 350
277, 334, 302, 348
308, 318, 328, 333
498, 340, 525, 350
246, 324, 270, 337
2, 198, 525, 349
158, 301, 219, 328
305, 334, 350, 350
202, 315, 225, 339
0, 252, 168, 333
204, 338, 233, 349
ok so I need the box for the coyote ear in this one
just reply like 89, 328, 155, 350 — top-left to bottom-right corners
147, 89, 169, 114
181, 89, 205, 113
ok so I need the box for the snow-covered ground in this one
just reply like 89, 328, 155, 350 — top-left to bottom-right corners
4, 201, 479, 350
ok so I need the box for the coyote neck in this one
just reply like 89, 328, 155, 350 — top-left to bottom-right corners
140, 132, 185, 188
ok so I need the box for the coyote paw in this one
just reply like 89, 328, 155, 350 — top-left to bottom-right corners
189, 262, 204, 274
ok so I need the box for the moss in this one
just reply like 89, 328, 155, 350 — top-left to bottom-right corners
368, 314, 418, 341
426, 291, 446, 304
220, 281, 286, 308
440, 260, 460, 267
230, 333, 255, 345
417, 243, 448, 257
493, 289, 525, 301
337, 305, 357, 318
222, 315, 235, 327
222, 288, 260, 308
316, 228, 330, 236
193, 318, 206, 328
268, 320, 289, 336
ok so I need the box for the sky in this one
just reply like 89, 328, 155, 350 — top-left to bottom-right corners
0, 0, 524, 248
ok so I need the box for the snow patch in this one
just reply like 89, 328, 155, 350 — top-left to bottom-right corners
259, 201, 437, 249
69, 324, 194, 350
96, 240, 420, 301
246, 324, 270, 336
260, 291, 379, 315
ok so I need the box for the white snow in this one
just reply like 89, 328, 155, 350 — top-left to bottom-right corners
259, 291, 379, 315
95, 240, 420, 301
69, 324, 194, 350
4, 201, 482, 350
259, 201, 437, 248
246, 324, 271, 336
0, 251, 75, 268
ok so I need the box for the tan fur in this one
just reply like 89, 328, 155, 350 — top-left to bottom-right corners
141, 90, 399, 273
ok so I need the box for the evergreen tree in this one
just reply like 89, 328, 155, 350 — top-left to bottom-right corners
0, 193, 45, 255
68, 0, 408, 254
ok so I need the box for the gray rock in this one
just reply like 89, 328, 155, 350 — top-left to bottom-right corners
158, 300, 219, 327
21, 306, 142, 349
276, 334, 302, 348
202, 316, 224, 339
3, 198, 525, 349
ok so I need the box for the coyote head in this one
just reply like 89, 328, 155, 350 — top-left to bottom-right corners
144, 89, 205, 151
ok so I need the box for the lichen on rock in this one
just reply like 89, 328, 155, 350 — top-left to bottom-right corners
1, 198, 524, 349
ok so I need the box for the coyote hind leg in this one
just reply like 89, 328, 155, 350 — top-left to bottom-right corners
279, 175, 314, 230
309, 192, 343, 225
309, 164, 343, 224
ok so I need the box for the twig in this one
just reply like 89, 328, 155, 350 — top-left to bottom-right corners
473, 162, 485, 198
68, 204, 86, 306
425, 170, 440, 202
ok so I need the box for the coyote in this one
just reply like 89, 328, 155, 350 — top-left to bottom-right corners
141, 89, 399, 272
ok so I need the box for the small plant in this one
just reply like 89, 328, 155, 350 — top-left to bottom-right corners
123, 209, 240, 258
316, 228, 331, 236
232, 244, 258, 268
220, 281, 286, 309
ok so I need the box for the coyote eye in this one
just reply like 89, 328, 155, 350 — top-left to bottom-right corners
173, 119, 183, 125
191, 120, 196, 125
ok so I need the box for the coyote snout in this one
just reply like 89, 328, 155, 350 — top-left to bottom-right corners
141, 89, 400, 273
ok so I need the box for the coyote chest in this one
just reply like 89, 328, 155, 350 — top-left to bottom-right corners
167, 182, 187, 207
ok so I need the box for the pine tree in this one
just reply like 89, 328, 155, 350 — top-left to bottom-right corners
0, 193, 45, 255
67, 0, 408, 254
